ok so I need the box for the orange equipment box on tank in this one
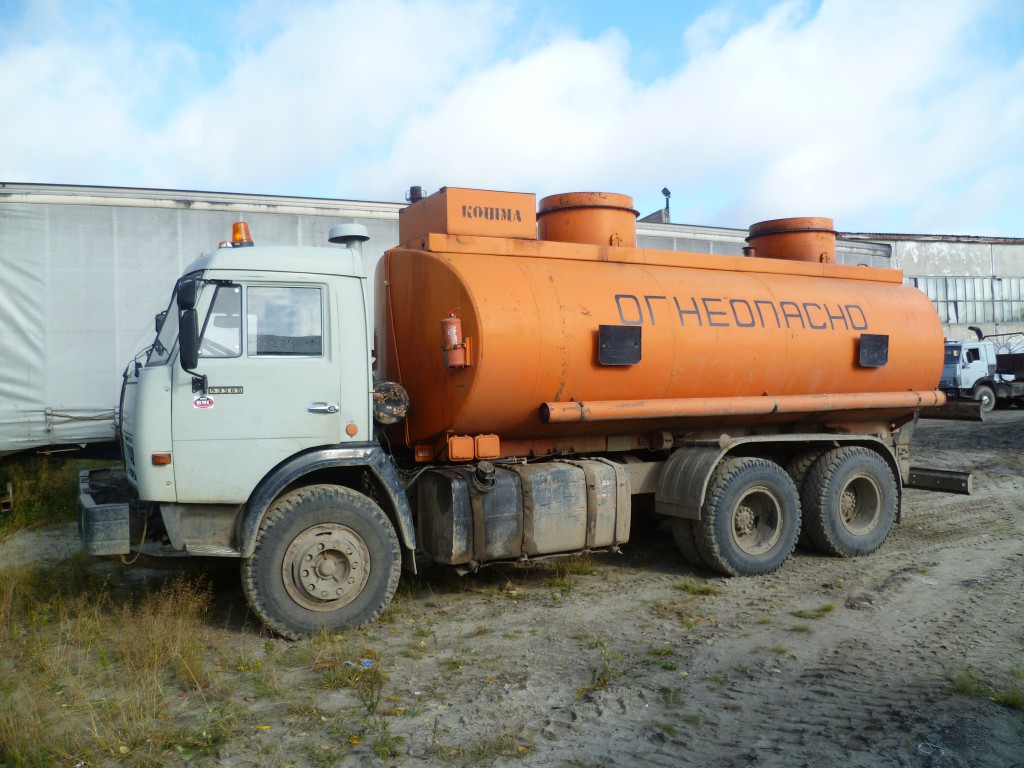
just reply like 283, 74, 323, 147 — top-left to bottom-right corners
377, 187, 943, 463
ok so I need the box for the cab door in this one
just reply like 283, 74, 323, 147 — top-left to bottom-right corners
170, 277, 370, 503
959, 344, 988, 390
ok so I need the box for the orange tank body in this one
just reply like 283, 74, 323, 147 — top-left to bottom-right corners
379, 189, 944, 458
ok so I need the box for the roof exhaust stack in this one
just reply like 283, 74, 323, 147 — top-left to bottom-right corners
328, 223, 370, 256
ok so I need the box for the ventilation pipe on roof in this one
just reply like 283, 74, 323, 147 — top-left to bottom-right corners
328, 223, 370, 256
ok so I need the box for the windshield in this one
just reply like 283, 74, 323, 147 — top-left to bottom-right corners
146, 272, 203, 367
943, 346, 961, 366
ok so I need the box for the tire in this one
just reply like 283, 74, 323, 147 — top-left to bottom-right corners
801, 447, 896, 558
973, 383, 996, 414
785, 449, 827, 550
693, 457, 800, 577
242, 484, 401, 640
670, 518, 711, 570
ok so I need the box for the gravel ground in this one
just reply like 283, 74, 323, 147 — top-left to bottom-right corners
3, 411, 1022, 767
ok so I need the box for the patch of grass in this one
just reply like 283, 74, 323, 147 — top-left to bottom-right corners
0, 456, 105, 539
705, 672, 729, 690
310, 643, 386, 707
547, 575, 574, 603
647, 598, 698, 627
676, 578, 721, 596
791, 604, 836, 620
658, 686, 684, 709
951, 667, 989, 697
652, 721, 680, 738
952, 666, 1024, 710
787, 625, 811, 633
464, 624, 491, 638
555, 554, 597, 577
0, 562, 247, 766
430, 724, 531, 761
576, 641, 624, 698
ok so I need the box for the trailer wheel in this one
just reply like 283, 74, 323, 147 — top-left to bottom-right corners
670, 518, 711, 570
973, 383, 996, 414
785, 449, 827, 549
801, 447, 896, 557
693, 458, 800, 577
242, 484, 401, 640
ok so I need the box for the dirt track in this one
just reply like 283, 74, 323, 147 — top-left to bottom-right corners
4, 412, 1023, 766
220, 411, 1023, 767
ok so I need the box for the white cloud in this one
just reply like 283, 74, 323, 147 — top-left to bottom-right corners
1, 0, 1021, 235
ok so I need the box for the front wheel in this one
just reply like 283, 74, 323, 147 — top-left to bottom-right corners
693, 457, 800, 577
242, 485, 401, 639
973, 383, 996, 414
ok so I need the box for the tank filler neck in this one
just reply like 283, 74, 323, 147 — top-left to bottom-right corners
537, 192, 639, 248
746, 217, 836, 264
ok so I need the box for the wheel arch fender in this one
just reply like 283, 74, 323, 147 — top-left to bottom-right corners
238, 443, 416, 567
655, 445, 728, 521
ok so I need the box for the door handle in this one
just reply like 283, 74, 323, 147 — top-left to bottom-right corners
308, 403, 339, 414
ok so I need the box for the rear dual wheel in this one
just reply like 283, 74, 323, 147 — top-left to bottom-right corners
800, 447, 897, 557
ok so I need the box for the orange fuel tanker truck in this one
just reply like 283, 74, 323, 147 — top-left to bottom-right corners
79, 187, 969, 638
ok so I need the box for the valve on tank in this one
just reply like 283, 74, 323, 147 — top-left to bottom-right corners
441, 309, 469, 368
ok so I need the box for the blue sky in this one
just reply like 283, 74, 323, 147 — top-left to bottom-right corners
2, 0, 1023, 236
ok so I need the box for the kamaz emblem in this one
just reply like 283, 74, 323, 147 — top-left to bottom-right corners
461, 205, 523, 223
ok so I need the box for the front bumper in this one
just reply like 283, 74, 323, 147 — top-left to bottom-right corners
77, 468, 132, 556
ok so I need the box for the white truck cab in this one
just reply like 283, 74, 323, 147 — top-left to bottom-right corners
939, 329, 1024, 413
81, 224, 415, 638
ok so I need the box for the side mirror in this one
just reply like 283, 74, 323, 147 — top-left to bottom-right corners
177, 278, 199, 310
179, 308, 200, 371
155, 310, 167, 334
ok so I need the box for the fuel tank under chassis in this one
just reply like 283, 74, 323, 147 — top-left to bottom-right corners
379, 192, 943, 450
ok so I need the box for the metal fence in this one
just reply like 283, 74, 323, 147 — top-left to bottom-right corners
907, 276, 1024, 324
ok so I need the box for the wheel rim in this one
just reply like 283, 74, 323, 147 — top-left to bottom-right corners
729, 486, 783, 555
282, 524, 371, 612
838, 475, 881, 535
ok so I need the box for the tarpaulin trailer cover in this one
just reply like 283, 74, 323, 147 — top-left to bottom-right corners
0, 185, 402, 456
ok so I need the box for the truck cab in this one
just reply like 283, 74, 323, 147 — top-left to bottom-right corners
82, 223, 416, 639
939, 331, 1024, 413
127, 242, 372, 506
940, 340, 997, 411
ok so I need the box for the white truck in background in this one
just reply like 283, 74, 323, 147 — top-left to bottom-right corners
939, 327, 1024, 413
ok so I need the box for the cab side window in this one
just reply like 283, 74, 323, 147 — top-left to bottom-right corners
199, 285, 242, 358
965, 348, 981, 364
247, 286, 323, 357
